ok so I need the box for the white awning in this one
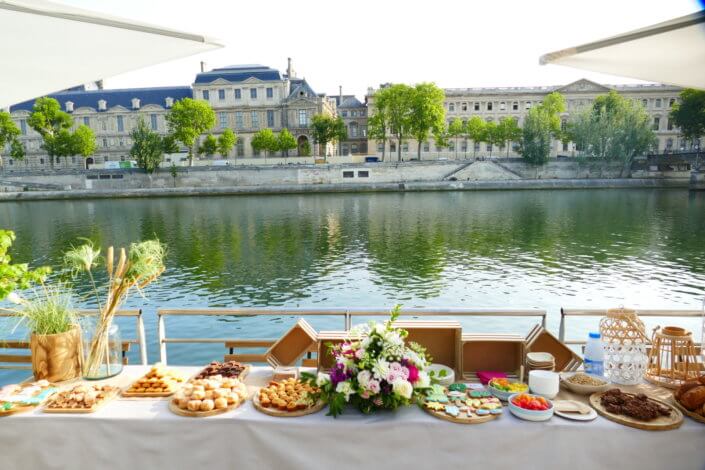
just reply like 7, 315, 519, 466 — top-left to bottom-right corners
0, 0, 222, 109
540, 11, 705, 90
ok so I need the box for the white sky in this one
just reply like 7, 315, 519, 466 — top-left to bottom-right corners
60, 0, 702, 98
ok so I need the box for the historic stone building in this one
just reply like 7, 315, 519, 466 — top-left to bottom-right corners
332, 92, 368, 155
7, 59, 337, 170
367, 79, 685, 160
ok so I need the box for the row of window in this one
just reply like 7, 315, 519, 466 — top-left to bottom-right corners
377, 141, 513, 153
202, 87, 275, 101
448, 101, 531, 112
340, 110, 366, 117
17, 114, 160, 136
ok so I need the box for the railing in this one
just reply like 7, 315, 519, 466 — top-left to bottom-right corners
0, 309, 148, 368
156, 307, 546, 364
559, 308, 703, 347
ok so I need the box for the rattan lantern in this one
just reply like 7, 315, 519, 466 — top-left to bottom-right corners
599, 308, 649, 385
645, 326, 704, 389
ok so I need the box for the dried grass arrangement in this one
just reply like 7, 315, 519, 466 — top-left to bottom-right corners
65, 239, 165, 378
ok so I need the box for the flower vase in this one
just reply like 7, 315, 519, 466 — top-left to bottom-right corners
82, 316, 123, 380
29, 324, 83, 382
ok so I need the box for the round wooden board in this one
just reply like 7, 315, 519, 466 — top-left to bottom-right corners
589, 391, 683, 431
252, 393, 325, 417
422, 405, 499, 424
168, 397, 244, 418
0, 382, 59, 417
672, 395, 705, 425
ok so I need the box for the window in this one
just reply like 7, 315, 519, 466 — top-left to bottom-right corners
359, 110, 365, 116
461, 141, 467, 152
40, 158, 44, 165
343, 171, 354, 178
525, 102, 531, 110
252, 145, 260, 157
298, 109, 308, 126
349, 122, 358, 137
669, 98, 675, 107
362, 128, 367, 137
251, 111, 259, 129
642, 99, 648, 108
119, 139, 124, 147
236, 140, 244, 157
150, 114, 158, 130
402, 143, 409, 152
101, 120, 106, 131
487, 102, 493, 111
218, 89, 225, 100
474, 103, 480, 111
83, 116, 90, 126
377, 143, 384, 152
351, 111, 357, 117
653, 117, 660, 130
449, 103, 455, 112
235, 112, 244, 129
667, 119, 673, 131
219, 112, 228, 128
561, 119, 567, 131
357, 170, 369, 178
390, 142, 396, 152
563, 142, 568, 151
250, 88, 257, 99
19, 119, 26, 135
462, 103, 467, 111
203, 90, 210, 100
486, 143, 492, 151
423, 142, 430, 152
342, 111, 348, 117
342, 145, 349, 154
449, 142, 455, 151
474, 142, 480, 152
102, 138, 107, 148
351, 144, 358, 153
666, 138, 673, 149
512, 102, 518, 111
500, 102, 506, 111
234, 89, 241, 100
655, 98, 662, 108
267, 110, 275, 128
266, 87, 273, 99
117, 115, 124, 132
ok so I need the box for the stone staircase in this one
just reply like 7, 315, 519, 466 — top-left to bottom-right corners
442, 160, 522, 181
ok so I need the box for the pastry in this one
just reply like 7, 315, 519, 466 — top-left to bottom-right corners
195, 361, 248, 379
44, 384, 118, 411
171, 375, 247, 415
679, 385, 705, 412
124, 366, 185, 395
256, 378, 319, 414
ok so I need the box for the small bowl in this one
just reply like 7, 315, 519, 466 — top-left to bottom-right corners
428, 364, 455, 387
508, 393, 554, 422
560, 372, 610, 395
487, 380, 529, 401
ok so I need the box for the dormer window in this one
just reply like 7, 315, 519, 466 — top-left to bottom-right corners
65, 101, 74, 112
98, 99, 107, 111
165, 97, 174, 108
131, 98, 141, 109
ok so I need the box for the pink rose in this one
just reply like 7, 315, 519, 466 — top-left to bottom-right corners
367, 379, 381, 394
407, 364, 419, 383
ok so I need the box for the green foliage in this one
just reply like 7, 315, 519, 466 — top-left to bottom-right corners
0, 111, 23, 164
465, 116, 486, 157
483, 121, 499, 156
169, 163, 178, 180
13, 285, 77, 335
311, 115, 346, 157
670, 88, 705, 146
0, 230, 50, 301
130, 118, 165, 173
408, 83, 446, 159
217, 128, 237, 158
165, 98, 216, 165
367, 112, 388, 160
277, 128, 297, 157
521, 92, 566, 165
373, 84, 413, 161
161, 134, 179, 154
251, 128, 278, 157
199, 134, 218, 157
299, 140, 311, 157
71, 125, 96, 157
497, 117, 522, 156
447, 118, 465, 157
10, 139, 25, 161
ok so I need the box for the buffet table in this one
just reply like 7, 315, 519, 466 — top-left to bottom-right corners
1, 366, 703, 470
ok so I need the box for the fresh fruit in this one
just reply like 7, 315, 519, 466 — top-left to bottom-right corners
488, 378, 528, 393
511, 393, 551, 411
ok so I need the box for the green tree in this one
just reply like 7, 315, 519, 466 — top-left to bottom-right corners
569, 91, 655, 176
670, 89, 705, 152
0, 111, 23, 169
483, 121, 501, 157
465, 116, 486, 158
27, 97, 96, 168
277, 128, 297, 158
299, 140, 311, 157
251, 128, 278, 160
162, 134, 179, 154
447, 118, 465, 159
374, 84, 413, 162
0, 229, 50, 300
130, 117, 165, 173
408, 83, 446, 160
199, 134, 218, 157
217, 129, 237, 158
367, 110, 389, 161
497, 117, 522, 157
311, 114, 346, 158
520, 92, 566, 165
165, 98, 216, 166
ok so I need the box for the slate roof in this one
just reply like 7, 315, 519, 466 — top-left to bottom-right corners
288, 78, 317, 99
10, 86, 192, 112
194, 65, 282, 84
337, 95, 364, 108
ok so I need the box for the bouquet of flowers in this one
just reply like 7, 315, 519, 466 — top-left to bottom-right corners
303, 306, 432, 417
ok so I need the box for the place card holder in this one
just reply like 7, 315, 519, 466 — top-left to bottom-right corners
392, 320, 463, 377
524, 324, 582, 372
462, 334, 525, 382
265, 318, 318, 368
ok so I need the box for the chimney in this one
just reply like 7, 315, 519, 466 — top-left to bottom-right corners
287, 57, 293, 79
200, 61, 206, 73
339, 85, 343, 105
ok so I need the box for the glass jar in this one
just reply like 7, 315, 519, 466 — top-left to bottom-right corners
82, 316, 123, 380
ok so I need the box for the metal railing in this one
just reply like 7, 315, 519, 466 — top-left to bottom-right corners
156, 307, 546, 364
0, 308, 147, 368
559, 308, 703, 346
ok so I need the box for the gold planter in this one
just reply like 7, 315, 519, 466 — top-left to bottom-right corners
30, 324, 83, 382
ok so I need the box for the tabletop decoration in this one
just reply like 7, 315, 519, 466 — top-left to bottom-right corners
302, 305, 432, 417
645, 326, 703, 388
599, 308, 649, 385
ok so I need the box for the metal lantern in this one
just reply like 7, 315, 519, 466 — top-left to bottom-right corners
599, 308, 649, 385
645, 326, 703, 388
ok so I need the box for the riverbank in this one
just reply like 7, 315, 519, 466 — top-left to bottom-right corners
0, 177, 688, 201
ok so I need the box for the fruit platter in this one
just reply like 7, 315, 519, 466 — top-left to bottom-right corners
487, 378, 529, 401
253, 378, 325, 417
423, 383, 504, 424
0, 380, 58, 416
508, 393, 554, 421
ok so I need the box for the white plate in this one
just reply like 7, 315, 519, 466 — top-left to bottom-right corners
554, 407, 598, 421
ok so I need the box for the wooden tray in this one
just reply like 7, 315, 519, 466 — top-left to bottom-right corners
422, 404, 498, 425
168, 397, 244, 418
589, 391, 683, 431
121, 387, 180, 398
42, 388, 119, 414
252, 392, 325, 417
0, 383, 59, 417
672, 395, 705, 424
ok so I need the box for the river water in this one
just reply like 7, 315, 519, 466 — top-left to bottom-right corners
1, 189, 704, 381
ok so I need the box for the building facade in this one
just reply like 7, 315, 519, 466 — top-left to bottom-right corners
367, 79, 685, 160
333, 93, 368, 155
7, 59, 337, 170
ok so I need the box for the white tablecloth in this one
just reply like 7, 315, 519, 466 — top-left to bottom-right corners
1, 366, 703, 470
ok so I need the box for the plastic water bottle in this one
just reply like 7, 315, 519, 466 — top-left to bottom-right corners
584, 332, 605, 377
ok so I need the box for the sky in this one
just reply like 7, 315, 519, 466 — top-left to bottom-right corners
59, 0, 702, 98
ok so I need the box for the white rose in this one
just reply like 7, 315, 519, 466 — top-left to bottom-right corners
372, 359, 390, 380
413, 371, 430, 389
392, 379, 413, 399
336, 381, 355, 402
316, 373, 331, 387
357, 370, 372, 387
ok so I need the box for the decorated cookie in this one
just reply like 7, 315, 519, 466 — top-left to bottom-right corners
445, 405, 460, 417
476, 408, 490, 416
425, 401, 445, 411
490, 408, 503, 415
448, 383, 467, 392
448, 391, 465, 399
469, 389, 491, 398
426, 393, 448, 403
